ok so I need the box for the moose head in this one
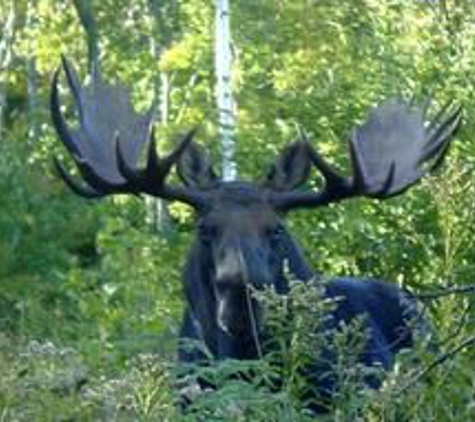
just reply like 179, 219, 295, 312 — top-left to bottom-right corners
51, 58, 461, 403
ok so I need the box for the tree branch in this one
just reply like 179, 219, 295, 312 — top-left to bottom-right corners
397, 334, 475, 396
415, 283, 475, 300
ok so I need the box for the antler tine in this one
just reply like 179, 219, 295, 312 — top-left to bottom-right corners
51, 67, 81, 157
116, 132, 141, 183
421, 104, 462, 163
53, 156, 104, 199
430, 136, 454, 173
371, 162, 397, 198
159, 129, 197, 178
115, 128, 160, 187
426, 99, 454, 132
61, 56, 85, 123
114, 127, 163, 195
421, 96, 432, 117
145, 127, 161, 177
423, 105, 462, 173
349, 132, 368, 192
305, 136, 347, 189
73, 156, 124, 195
115, 128, 201, 199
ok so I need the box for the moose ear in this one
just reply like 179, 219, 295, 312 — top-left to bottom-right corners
266, 141, 311, 190
177, 141, 219, 189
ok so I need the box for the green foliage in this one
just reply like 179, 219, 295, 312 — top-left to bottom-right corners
2, 281, 472, 421
0, 334, 178, 421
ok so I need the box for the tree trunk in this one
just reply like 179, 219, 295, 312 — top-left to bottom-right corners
0, 0, 18, 141
215, 0, 237, 181
145, 0, 177, 234
26, 0, 40, 144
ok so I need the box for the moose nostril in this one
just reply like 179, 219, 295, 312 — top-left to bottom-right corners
214, 244, 273, 288
215, 249, 242, 282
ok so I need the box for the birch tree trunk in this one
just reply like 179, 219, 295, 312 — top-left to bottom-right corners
215, 0, 237, 181
151, 70, 173, 233
26, 0, 40, 144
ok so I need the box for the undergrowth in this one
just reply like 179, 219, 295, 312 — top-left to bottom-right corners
0, 281, 473, 421
0, 283, 475, 422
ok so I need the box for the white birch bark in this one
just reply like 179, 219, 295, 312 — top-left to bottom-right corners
26, 0, 40, 144
215, 0, 237, 181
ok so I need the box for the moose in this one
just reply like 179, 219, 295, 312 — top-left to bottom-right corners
50, 58, 461, 411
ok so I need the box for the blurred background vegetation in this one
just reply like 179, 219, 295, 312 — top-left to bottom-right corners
1, 0, 475, 420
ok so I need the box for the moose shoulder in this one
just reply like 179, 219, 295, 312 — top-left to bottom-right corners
50, 59, 461, 411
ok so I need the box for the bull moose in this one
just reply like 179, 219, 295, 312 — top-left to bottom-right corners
50, 58, 461, 411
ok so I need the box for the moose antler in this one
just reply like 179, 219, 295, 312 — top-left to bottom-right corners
51, 57, 208, 208
272, 100, 462, 210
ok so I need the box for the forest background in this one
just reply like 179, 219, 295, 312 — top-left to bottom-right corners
1, 0, 475, 420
